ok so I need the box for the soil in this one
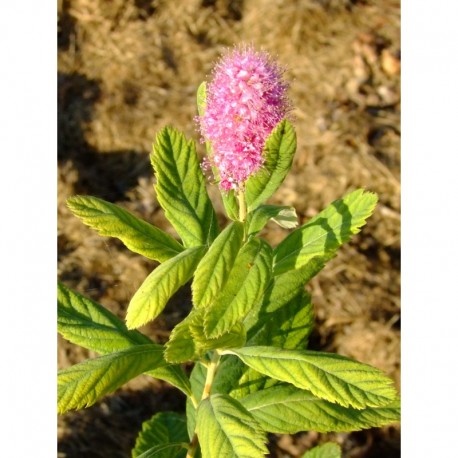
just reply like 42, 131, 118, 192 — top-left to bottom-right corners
57, 1, 400, 457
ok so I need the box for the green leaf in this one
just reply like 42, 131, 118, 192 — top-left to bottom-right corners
58, 345, 166, 413
203, 238, 273, 338
271, 207, 299, 228
239, 261, 324, 387
165, 308, 247, 364
196, 394, 268, 458
228, 367, 272, 400
302, 443, 342, 458
135, 444, 188, 458
192, 222, 244, 309
223, 346, 397, 409
164, 311, 200, 364
247, 204, 298, 236
186, 362, 207, 439
151, 127, 219, 247
212, 356, 247, 396
190, 355, 253, 402
185, 357, 260, 437
221, 190, 240, 221
57, 283, 192, 397
273, 189, 378, 275
187, 353, 262, 403
208, 290, 314, 399
58, 281, 150, 353
132, 411, 188, 458
192, 318, 247, 352
245, 120, 297, 212
126, 246, 206, 329
248, 290, 314, 350
66, 195, 184, 263
196, 81, 207, 118
253, 257, 326, 319
209, 290, 314, 400
241, 384, 400, 434
145, 365, 193, 399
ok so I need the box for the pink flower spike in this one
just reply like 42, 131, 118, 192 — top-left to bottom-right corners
198, 45, 291, 191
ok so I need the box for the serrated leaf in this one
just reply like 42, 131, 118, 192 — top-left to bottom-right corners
242, 248, 329, 338
66, 195, 184, 263
204, 238, 273, 338
186, 365, 257, 458
164, 312, 200, 364
302, 443, 342, 458
57, 282, 192, 397
238, 262, 325, 394
241, 384, 400, 434
273, 189, 378, 275
192, 222, 244, 309
58, 281, 150, 353
247, 205, 298, 236
58, 345, 165, 413
210, 290, 315, 401
185, 357, 256, 439
254, 257, 326, 318
197, 394, 268, 458
192, 319, 247, 352
206, 279, 317, 400
126, 246, 206, 329
212, 356, 247, 396
228, 367, 271, 400
151, 127, 219, 247
132, 412, 188, 458
145, 364, 193, 399
244, 120, 297, 212
223, 346, 397, 409
248, 290, 314, 350
165, 309, 246, 364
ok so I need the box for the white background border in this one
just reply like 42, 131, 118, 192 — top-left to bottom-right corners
0, 1, 56, 456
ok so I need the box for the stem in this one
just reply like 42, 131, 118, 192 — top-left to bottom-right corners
186, 433, 199, 458
237, 190, 247, 223
189, 393, 199, 409
201, 351, 221, 400
186, 352, 221, 457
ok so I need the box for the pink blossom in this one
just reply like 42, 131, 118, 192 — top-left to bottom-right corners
198, 45, 290, 191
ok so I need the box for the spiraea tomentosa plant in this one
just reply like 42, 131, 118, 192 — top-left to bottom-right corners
58, 45, 400, 458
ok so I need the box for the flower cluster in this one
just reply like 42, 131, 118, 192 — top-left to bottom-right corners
198, 45, 290, 191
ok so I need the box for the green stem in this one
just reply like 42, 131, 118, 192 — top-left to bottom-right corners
189, 393, 199, 409
201, 351, 221, 400
237, 190, 247, 223
186, 352, 221, 458
186, 433, 199, 458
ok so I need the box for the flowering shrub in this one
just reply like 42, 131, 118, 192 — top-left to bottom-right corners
58, 45, 400, 458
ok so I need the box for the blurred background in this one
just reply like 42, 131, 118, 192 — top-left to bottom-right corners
57, 0, 400, 456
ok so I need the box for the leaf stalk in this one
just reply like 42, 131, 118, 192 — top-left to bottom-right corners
237, 190, 247, 223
